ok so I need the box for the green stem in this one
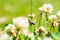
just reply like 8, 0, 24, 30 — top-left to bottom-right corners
53, 27, 54, 33
41, 35, 43, 40
51, 22, 54, 33
46, 13, 48, 21
38, 13, 42, 27
59, 23, 60, 32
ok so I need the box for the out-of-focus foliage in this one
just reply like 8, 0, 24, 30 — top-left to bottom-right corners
0, 0, 59, 23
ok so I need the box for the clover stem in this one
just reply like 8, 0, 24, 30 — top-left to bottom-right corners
58, 23, 60, 32
38, 13, 42, 27
46, 13, 48, 21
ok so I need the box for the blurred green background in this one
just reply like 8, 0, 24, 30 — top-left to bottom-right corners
0, 0, 60, 29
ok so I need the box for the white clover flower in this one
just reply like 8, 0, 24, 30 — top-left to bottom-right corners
39, 4, 53, 13
31, 36, 34, 40
43, 37, 52, 40
56, 10, 60, 17
5, 24, 16, 37
28, 33, 34, 40
13, 17, 29, 29
57, 20, 60, 23
53, 21, 58, 27
48, 15, 57, 22
0, 30, 3, 36
35, 29, 39, 34
39, 26, 47, 34
0, 32, 9, 40
21, 29, 29, 36
28, 33, 34, 38
35, 26, 47, 35
28, 13, 35, 18
39, 26, 46, 31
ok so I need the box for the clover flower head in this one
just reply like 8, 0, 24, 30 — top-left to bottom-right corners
53, 21, 58, 27
50, 21, 58, 28
56, 10, 60, 17
39, 26, 46, 31
39, 26, 47, 34
5, 24, 16, 37
35, 26, 47, 35
0, 30, 4, 36
35, 29, 39, 34
28, 13, 35, 18
0, 32, 9, 40
48, 15, 57, 22
28, 33, 34, 38
28, 33, 34, 40
57, 20, 60, 23
21, 29, 29, 36
39, 4, 53, 13
13, 17, 29, 29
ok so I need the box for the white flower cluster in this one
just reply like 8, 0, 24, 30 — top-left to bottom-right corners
13, 17, 29, 29
28, 33, 34, 40
13, 17, 30, 36
0, 31, 9, 40
5, 16, 30, 37
56, 10, 60, 17
28, 13, 35, 18
48, 15, 57, 22
35, 26, 47, 35
5, 24, 16, 37
39, 4, 53, 13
